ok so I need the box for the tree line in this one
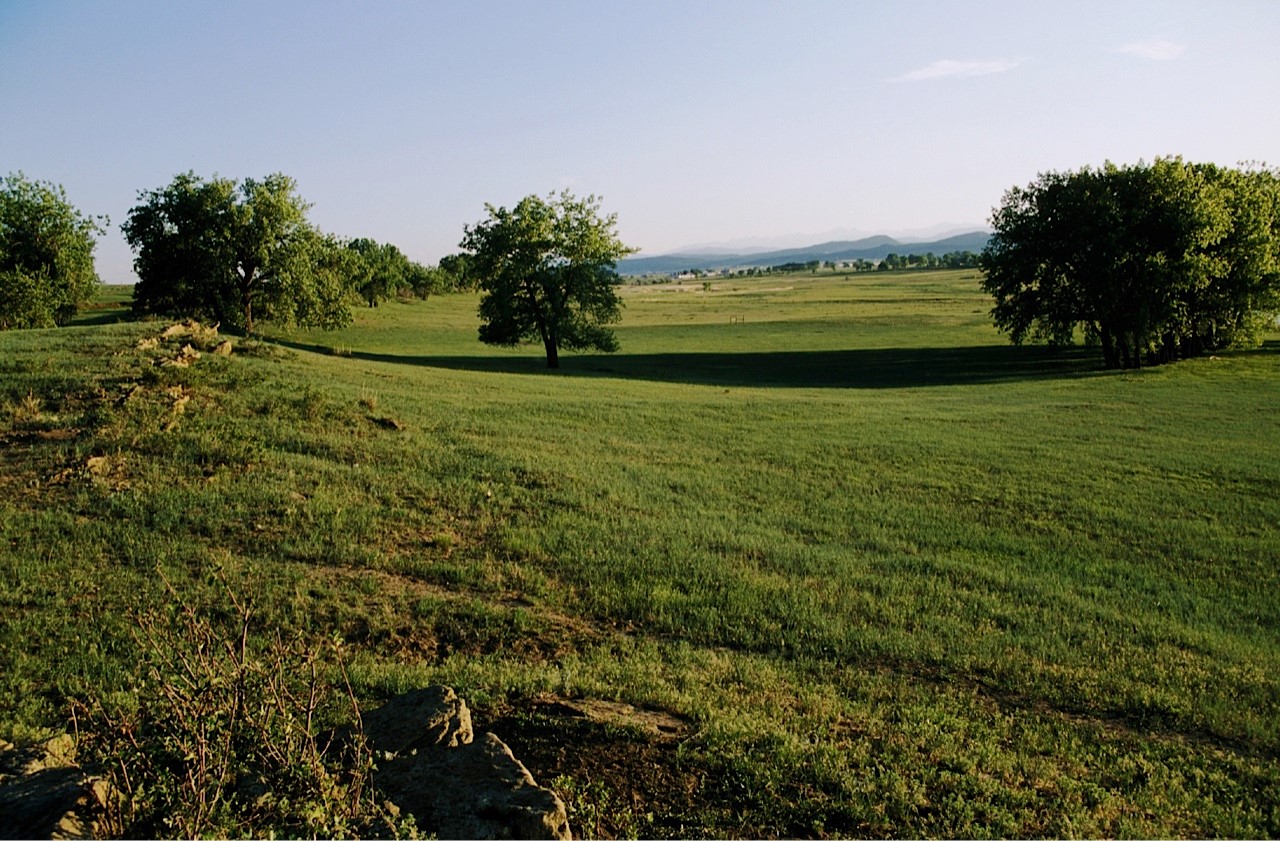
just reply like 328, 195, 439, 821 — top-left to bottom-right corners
982, 158, 1280, 368
878, 251, 980, 271
0, 172, 104, 329
120, 172, 478, 333
6, 160, 1278, 372
710, 251, 979, 278
1, 170, 473, 334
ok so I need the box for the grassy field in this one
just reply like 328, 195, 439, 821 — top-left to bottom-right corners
2, 270, 1278, 837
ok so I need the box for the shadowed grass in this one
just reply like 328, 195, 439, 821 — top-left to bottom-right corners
271, 340, 1102, 388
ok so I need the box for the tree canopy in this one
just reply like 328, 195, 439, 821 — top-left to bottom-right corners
0, 172, 104, 329
122, 172, 351, 333
435, 253, 475, 291
460, 191, 634, 368
981, 159, 1280, 368
344, 237, 439, 305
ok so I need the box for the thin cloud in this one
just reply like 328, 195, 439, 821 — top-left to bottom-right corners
1114, 39, 1186, 60
891, 58, 1023, 82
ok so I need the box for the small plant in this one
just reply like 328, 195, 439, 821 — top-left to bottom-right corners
550, 774, 652, 840
296, 384, 327, 420
359, 389, 378, 412
73, 572, 415, 839
13, 389, 43, 423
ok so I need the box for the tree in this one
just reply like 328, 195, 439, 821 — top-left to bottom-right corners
460, 191, 635, 368
404, 261, 442, 299
122, 172, 350, 332
0, 172, 104, 329
346, 238, 406, 306
981, 159, 1280, 368
343, 237, 441, 305
1189, 163, 1280, 352
436, 253, 475, 291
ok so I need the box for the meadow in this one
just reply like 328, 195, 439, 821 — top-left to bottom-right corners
1, 270, 1278, 837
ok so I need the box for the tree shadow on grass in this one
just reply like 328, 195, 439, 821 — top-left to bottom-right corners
271, 338, 1108, 389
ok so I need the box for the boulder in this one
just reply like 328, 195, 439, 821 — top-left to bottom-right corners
362, 686, 571, 840
0, 736, 110, 840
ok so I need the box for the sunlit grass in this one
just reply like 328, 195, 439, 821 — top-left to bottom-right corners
3, 270, 1279, 836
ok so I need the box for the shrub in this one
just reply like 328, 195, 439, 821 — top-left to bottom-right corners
73, 572, 415, 839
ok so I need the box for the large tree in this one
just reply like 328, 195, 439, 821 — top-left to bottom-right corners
0, 172, 104, 329
981, 159, 1280, 368
460, 191, 634, 368
122, 172, 351, 333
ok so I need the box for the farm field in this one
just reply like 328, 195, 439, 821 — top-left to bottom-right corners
2, 269, 1279, 837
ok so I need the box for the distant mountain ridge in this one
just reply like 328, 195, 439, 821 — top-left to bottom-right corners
618, 231, 989, 276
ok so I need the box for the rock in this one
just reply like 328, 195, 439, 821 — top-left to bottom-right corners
541, 696, 689, 742
363, 686, 571, 840
362, 685, 474, 754
163, 343, 201, 367
0, 736, 110, 840
160, 320, 221, 348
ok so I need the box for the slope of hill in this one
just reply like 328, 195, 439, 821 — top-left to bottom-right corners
3, 276, 1278, 838
618, 231, 990, 275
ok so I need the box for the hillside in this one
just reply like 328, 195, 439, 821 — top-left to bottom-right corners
618, 230, 990, 275
1, 272, 1278, 837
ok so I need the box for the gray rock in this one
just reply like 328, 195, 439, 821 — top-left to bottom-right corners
0, 736, 110, 840
362, 686, 571, 840
362, 685, 474, 753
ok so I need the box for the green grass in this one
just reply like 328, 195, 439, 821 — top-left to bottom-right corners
2, 271, 1279, 837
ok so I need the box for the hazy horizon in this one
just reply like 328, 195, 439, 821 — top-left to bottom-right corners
3, 1, 1276, 284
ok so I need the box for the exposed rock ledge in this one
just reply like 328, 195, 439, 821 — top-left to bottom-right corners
0, 686, 570, 840
0, 734, 110, 840
361, 685, 572, 840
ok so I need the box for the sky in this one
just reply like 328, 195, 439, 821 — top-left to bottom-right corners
2, 1, 1277, 283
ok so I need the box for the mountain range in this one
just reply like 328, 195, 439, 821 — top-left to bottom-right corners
617, 230, 990, 276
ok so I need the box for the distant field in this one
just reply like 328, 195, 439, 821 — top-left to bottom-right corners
5, 269, 1279, 837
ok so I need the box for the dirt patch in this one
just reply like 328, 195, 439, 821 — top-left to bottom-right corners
480, 697, 709, 839
531, 696, 690, 743
479, 696, 824, 838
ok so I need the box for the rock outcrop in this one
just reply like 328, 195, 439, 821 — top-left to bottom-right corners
0, 735, 110, 840
362, 686, 572, 840
0, 686, 566, 840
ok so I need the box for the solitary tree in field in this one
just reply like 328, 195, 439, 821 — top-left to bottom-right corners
0, 172, 104, 329
981, 158, 1280, 368
461, 191, 634, 368
123, 172, 351, 333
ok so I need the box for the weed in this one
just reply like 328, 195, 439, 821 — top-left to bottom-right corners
550, 774, 653, 840
296, 384, 327, 420
12, 389, 43, 424
72, 572, 416, 839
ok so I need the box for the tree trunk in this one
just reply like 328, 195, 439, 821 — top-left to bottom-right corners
241, 266, 256, 334
1099, 324, 1118, 369
544, 337, 559, 369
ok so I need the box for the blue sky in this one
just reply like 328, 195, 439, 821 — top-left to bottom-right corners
2, 1, 1276, 282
